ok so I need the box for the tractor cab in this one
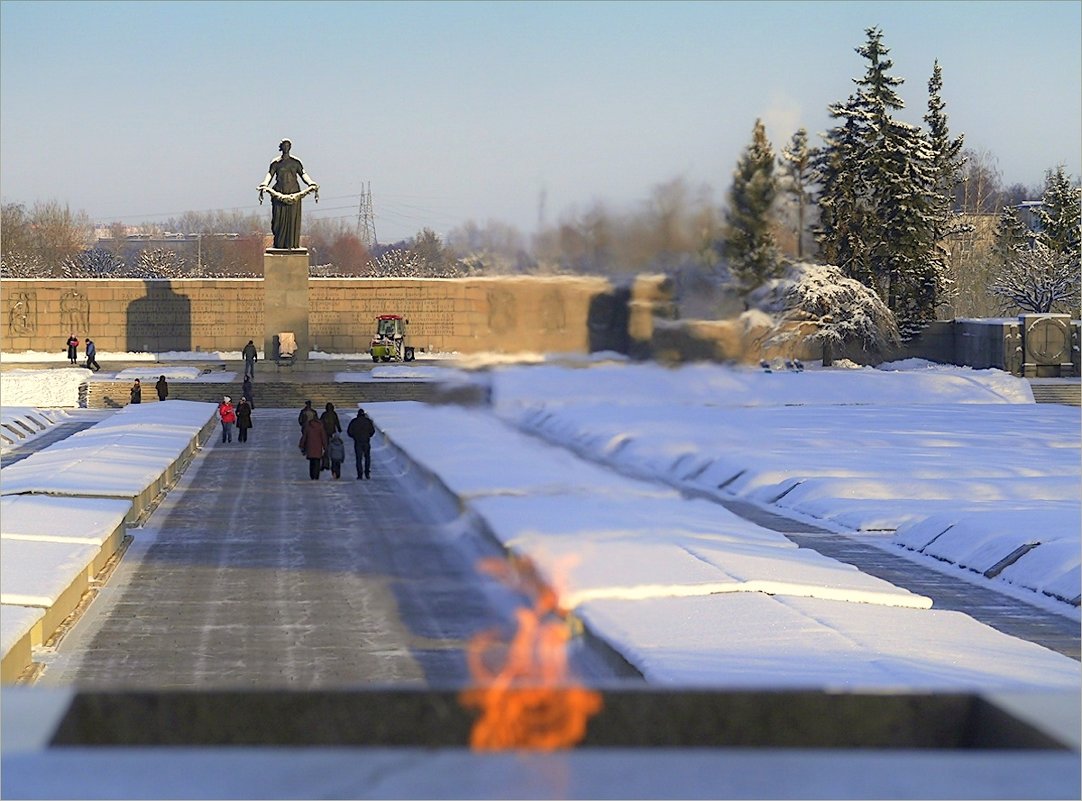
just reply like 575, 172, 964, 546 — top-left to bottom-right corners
369, 314, 415, 362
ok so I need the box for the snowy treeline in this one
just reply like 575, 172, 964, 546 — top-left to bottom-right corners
3, 26, 1078, 338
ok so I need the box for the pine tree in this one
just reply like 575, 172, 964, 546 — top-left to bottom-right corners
814, 111, 870, 285
724, 118, 782, 299
921, 60, 966, 318
779, 128, 813, 260
993, 206, 1033, 264
814, 27, 951, 339
1035, 166, 1082, 259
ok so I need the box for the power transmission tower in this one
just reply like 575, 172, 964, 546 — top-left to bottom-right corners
357, 182, 377, 248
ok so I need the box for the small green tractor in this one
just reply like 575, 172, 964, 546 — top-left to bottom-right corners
368, 314, 415, 362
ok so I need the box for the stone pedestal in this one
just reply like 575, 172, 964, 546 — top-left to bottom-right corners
263, 249, 309, 362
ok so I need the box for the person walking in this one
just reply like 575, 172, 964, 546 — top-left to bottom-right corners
298, 399, 317, 429
299, 416, 327, 480
241, 340, 258, 379
347, 404, 376, 480
320, 402, 341, 471
235, 397, 253, 443
218, 395, 236, 443
66, 334, 80, 365
155, 375, 169, 402
242, 375, 255, 409
130, 378, 142, 404
327, 432, 345, 480
84, 339, 100, 372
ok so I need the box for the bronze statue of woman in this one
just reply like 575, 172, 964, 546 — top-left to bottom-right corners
258, 139, 319, 249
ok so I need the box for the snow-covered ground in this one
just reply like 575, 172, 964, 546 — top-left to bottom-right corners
483, 360, 1080, 612
1, 353, 1079, 799
367, 357, 1077, 688
2, 356, 1078, 685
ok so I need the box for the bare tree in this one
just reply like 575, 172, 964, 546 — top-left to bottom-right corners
990, 241, 1080, 314
0, 201, 92, 276
954, 149, 1003, 213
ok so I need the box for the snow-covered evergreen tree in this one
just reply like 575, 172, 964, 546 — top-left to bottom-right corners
814, 111, 869, 284
1035, 166, 1081, 258
922, 60, 966, 314
814, 28, 953, 340
723, 119, 782, 299
993, 205, 1034, 264
778, 128, 813, 259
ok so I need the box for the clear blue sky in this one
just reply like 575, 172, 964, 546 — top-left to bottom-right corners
2, 0, 1079, 243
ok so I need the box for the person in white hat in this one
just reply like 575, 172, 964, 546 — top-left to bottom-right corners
218, 396, 236, 444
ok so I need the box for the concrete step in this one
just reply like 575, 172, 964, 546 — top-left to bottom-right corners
1030, 383, 1081, 406
84, 380, 488, 410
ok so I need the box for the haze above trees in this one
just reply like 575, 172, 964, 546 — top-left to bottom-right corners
3, 27, 1078, 332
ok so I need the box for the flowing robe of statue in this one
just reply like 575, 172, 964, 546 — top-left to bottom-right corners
259, 141, 319, 250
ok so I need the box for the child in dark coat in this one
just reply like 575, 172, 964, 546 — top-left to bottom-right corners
327, 432, 345, 479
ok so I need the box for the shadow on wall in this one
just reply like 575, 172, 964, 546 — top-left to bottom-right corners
127, 281, 191, 353
587, 286, 631, 354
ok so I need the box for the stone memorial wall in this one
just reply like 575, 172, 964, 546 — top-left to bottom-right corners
0, 275, 671, 357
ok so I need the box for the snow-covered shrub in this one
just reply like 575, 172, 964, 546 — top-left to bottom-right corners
764, 262, 900, 358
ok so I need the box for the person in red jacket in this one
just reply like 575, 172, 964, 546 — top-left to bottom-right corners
218, 395, 236, 444
299, 417, 328, 480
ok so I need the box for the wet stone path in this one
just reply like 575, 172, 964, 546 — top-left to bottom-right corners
42, 410, 635, 689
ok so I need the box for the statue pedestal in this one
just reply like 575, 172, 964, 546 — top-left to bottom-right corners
263, 249, 309, 363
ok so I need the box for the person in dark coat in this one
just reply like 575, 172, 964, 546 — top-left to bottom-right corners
242, 375, 255, 409
155, 375, 169, 402
299, 417, 328, 480
66, 334, 79, 365
347, 404, 376, 479
320, 402, 342, 471
298, 400, 317, 429
327, 432, 345, 479
235, 397, 253, 443
130, 378, 142, 404
84, 339, 100, 372
241, 339, 258, 379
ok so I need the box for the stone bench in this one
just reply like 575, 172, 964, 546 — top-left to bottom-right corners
0, 401, 218, 524
0, 403, 218, 683
0, 605, 44, 683
1, 539, 100, 657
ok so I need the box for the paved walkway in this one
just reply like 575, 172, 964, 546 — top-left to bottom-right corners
13, 398, 1078, 687
39, 410, 635, 689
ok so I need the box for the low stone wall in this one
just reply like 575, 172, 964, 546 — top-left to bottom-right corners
1, 275, 672, 356
650, 315, 1081, 375
650, 317, 826, 365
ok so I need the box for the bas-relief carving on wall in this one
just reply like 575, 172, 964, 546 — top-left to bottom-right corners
539, 289, 567, 332
60, 290, 90, 334
487, 288, 517, 333
8, 291, 36, 335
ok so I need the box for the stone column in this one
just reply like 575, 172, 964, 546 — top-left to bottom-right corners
263, 249, 309, 363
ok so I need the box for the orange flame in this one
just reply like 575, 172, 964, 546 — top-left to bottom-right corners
459, 556, 603, 750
